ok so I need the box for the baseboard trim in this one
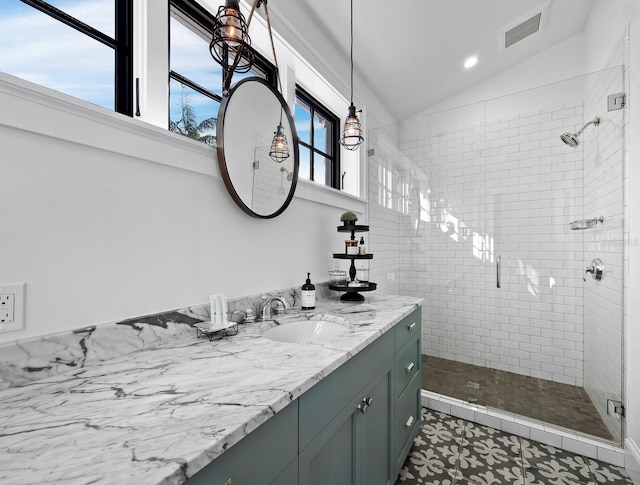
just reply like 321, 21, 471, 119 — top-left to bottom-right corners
625, 438, 640, 484
421, 390, 626, 468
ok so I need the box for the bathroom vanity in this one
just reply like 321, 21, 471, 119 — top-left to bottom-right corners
188, 307, 422, 485
0, 294, 422, 485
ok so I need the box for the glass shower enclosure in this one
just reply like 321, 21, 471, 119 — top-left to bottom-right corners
369, 66, 625, 444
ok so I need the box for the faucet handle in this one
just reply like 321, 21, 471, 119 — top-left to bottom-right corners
584, 258, 604, 282
274, 300, 287, 314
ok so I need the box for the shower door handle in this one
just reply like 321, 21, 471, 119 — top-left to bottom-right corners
496, 255, 501, 288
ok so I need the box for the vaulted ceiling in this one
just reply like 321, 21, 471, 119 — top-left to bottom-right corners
266, 0, 596, 121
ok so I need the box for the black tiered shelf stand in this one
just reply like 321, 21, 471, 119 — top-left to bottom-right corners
329, 224, 377, 302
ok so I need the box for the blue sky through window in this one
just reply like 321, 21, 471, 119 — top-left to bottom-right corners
0, 1, 116, 110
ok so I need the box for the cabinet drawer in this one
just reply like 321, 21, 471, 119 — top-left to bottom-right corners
394, 308, 421, 351
299, 329, 393, 451
395, 337, 421, 398
394, 376, 421, 470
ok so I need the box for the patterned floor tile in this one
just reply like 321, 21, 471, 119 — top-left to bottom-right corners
461, 422, 522, 465
587, 460, 634, 484
395, 408, 631, 485
521, 440, 592, 480
458, 462, 526, 484
525, 465, 595, 485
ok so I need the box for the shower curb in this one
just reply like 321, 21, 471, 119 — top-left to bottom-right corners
421, 390, 626, 468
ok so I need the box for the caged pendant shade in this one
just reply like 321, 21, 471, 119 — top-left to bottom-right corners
269, 120, 290, 163
341, 103, 363, 151
340, 0, 363, 151
210, 0, 253, 73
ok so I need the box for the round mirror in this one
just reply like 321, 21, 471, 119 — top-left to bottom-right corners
217, 77, 299, 218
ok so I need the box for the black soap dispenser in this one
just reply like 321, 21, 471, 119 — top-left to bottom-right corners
301, 272, 316, 310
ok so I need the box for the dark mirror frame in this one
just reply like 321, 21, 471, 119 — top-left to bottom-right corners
217, 77, 299, 219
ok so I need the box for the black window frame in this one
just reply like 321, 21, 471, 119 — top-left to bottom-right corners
19, 0, 134, 116
169, 0, 277, 111
295, 85, 341, 189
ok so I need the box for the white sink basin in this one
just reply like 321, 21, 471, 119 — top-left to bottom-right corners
260, 315, 351, 344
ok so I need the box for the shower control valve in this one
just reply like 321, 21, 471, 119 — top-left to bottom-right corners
584, 258, 604, 282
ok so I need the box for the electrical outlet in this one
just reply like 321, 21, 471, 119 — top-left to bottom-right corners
0, 284, 25, 333
0, 293, 15, 323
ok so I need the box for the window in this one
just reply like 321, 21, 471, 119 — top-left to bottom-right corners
0, 0, 133, 114
295, 86, 340, 188
169, 0, 275, 145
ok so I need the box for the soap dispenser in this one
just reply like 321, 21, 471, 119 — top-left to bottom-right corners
301, 272, 316, 310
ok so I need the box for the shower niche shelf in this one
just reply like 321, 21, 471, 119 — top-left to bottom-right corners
569, 216, 604, 230
330, 224, 377, 302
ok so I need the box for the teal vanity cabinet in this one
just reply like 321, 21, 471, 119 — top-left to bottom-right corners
392, 308, 422, 477
298, 330, 394, 485
186, 307, 421, 485
297, 307, 422, 485
186, 400, 299, 485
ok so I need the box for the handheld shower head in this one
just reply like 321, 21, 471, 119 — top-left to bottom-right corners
560, 116, 600, 147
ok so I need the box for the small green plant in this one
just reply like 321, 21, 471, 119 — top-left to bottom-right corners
340, 211, 358, 224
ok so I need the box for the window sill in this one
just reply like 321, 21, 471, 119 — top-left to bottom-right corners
0, 72, 217, 177
295, 178, 366, 213
0, 72, 366, 213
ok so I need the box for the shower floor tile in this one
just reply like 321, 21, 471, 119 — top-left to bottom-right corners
421, 355, 613, 440
395, 408, 632, 485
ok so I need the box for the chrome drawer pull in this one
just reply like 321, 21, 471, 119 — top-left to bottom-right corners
405, 415, 415, 429
407, 322, 416, 331
405, 362, 415, 374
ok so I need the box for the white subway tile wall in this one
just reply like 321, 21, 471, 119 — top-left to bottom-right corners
582, 61, 625, 444
366, 67, 624, 443
396, 101, 590, 386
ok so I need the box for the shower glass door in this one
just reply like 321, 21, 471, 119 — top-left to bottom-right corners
391, 66, 625, 444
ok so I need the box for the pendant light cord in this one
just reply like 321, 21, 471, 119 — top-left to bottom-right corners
349, 0, 354, 105
264, 2, 283, 96
223, 0, 261, 91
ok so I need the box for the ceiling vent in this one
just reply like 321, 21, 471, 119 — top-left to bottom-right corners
498, 1, 550, 51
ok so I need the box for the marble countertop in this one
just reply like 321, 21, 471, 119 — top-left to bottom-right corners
0, 294, 422, 485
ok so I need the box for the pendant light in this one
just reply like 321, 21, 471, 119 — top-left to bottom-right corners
340, 0, 363, 151
263, 0, 290, 163
211, 0, 289, 162
210, 0, 255, 75
269, 118, 289, 163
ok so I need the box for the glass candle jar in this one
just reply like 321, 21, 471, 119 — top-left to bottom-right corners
345, 239, 358, 255
328, 270, 347, 285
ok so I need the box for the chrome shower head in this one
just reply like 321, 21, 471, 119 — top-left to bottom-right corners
560, 132, 580, 147
560, 116, 600, 147
280, 166, 293, 181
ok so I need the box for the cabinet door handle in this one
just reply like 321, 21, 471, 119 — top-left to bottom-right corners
405, 415, 415, 429
407, 322, 416, 331
358, 396, 373, 414
405, 362, 415, 374
357, 403, 369, 414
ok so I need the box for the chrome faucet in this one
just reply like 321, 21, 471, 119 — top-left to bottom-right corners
259, 295, 290, 321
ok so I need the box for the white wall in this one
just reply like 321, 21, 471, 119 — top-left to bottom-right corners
0, 0, 383, 345
0, 72, 364, 344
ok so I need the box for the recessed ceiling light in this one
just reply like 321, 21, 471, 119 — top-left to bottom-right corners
464, 56, 478, 69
